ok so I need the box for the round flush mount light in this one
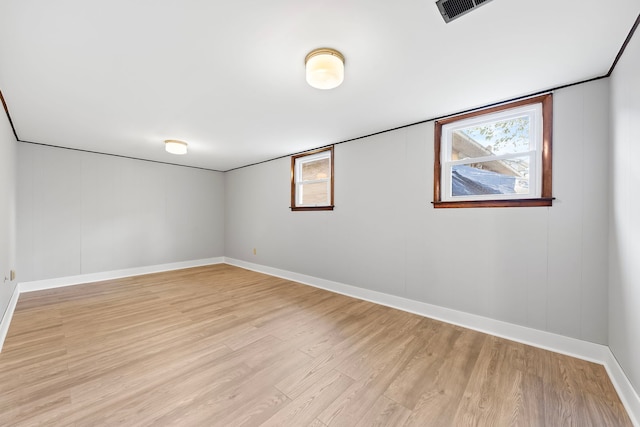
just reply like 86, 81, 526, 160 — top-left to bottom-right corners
165, 139, 188, 155
305, 48, 345, 90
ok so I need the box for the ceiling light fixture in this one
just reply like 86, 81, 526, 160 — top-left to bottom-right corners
305, 48, 345, 90
165, 139, 188, 155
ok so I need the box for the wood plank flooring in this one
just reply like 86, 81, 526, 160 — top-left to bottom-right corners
0, 264, 632, 426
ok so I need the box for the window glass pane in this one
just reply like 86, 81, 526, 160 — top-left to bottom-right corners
452, 115, 530, 160
452, 157, 530, 197
300, 182, 329, 205
291, 146, 334, 210
301, 158, 330, 181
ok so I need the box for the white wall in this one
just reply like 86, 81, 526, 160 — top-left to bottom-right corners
225, 79, 610, 345
17, 143, 225, 282
0, 109, 17, 320
609, 29, 640, 393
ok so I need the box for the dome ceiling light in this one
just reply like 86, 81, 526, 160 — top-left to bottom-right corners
305, 48, 345, 90
165, 139, 188, 155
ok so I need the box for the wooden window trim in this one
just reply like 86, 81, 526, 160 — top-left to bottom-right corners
433, 94, 553, 208
290, 146, 334, 211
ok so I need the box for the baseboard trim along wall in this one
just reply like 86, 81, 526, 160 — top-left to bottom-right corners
224, 257, 640, 426
1, 257, 637, 425
19, 257, 225, 293
0, 257, 224, 351
0, 284, 20, 352
604, 349, 640, 427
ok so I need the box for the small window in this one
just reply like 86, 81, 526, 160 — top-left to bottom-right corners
433, 94, 553, 208
291, 146, 334, 211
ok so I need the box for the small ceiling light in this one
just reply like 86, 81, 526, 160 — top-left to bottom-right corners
305, 48, 345, 90
165, 139, 188, 155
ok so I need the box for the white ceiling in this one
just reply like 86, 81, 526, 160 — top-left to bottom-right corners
1, 1, 638, 171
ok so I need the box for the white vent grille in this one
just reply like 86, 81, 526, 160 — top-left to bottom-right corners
436, 0, 494, 23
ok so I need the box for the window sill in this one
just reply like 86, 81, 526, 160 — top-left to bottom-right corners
432, 198, 554, 209
290, 206, 335, 211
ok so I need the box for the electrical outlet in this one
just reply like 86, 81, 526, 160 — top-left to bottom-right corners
253, 248, 257, 255
10, 270, 15, 281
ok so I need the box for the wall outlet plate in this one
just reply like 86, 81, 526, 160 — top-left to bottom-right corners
10, 270, 15, 281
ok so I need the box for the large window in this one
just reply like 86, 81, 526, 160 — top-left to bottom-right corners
434, 94, 553, 208
291, 146, 334, 211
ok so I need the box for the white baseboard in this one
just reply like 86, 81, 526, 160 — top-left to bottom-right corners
605, 350, 640, 426
0, 257, 224, 352
224, 257, 640, 426
0, 283, 20, 352
19, 257, 224, 293
223, 257, 608, 361
3, 256, 638, 424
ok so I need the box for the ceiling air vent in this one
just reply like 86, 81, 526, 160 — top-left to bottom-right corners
436, 0, 494, 23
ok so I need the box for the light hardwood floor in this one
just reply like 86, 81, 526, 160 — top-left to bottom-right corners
0, 264, 632, 426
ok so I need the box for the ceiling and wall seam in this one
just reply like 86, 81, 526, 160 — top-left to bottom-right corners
0, 91, 18, 141
607, 13, 640, 76
14, 140, 224, 173
2, 13, 638, 174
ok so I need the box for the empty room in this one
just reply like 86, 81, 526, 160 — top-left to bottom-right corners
1, 0, 639, 425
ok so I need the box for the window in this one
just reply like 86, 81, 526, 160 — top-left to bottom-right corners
433, 94, 553, 208
291, 146, 334, 211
